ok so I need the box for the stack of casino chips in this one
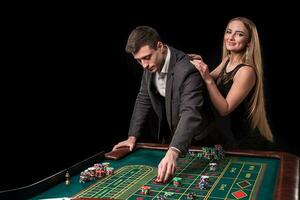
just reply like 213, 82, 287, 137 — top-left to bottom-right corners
214, 144, 225, 160
209, 162, 217, 171
199, 175, 210, 190
186, 192, 196, 200
141, 185, 151, 195
173, 177, 182, 187
79, 162, 114, 183
188, 145, 225, 161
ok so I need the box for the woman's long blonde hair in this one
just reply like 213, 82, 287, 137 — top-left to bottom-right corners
222, 17, 273, 142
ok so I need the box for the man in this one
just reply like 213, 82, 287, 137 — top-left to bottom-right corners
113, 26, 218, 182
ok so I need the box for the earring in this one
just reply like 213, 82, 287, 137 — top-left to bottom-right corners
245, 47, 249, 61
227, 50, 231, 56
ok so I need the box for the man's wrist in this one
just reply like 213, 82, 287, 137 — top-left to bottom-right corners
128, 136, 137, 143
169, 146, 181, 157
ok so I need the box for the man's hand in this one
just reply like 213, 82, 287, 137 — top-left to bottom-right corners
157, 148, 180, 183
112, 136, 137, 151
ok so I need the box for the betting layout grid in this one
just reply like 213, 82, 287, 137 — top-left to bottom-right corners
74, 148, 264, 200
129, 153, 263, 200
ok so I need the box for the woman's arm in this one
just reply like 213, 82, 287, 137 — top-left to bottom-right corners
191, 59, 256, 116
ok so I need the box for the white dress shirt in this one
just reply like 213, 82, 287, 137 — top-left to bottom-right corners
154, 46, 170, 97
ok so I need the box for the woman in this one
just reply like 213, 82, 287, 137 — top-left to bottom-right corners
190, 17, 273, 149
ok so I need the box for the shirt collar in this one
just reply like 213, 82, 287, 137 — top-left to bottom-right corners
160, 46, 171, 74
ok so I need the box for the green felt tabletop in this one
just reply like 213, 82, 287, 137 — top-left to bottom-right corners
31, 148, 279, 200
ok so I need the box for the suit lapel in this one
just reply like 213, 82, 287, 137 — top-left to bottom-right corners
165, 71, 173, 129
165, 47, 176, 131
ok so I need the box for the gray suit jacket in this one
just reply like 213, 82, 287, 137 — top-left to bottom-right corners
128, 46, 216, 154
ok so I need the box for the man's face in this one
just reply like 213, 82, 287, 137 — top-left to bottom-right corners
133, 42, 165, 73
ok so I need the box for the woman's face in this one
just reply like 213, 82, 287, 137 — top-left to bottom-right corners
224, 20, 249, 53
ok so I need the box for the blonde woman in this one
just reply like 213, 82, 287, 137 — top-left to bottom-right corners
190, 17, 273, 149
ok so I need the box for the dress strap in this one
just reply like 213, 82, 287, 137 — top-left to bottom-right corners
229, 64, 252, 78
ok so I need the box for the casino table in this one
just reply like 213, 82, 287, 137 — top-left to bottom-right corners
1, 143, 298, 200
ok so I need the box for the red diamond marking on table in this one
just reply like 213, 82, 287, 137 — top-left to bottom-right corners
232, 190, 247, 199
237, 180, 251, 189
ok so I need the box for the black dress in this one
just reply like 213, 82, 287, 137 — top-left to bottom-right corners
215, 60, 269, 150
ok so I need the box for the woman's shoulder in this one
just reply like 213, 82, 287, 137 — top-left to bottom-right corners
232, 64, 256, 79
234, 63, 255, 73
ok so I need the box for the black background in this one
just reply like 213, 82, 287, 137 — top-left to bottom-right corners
1, 2, 299, 192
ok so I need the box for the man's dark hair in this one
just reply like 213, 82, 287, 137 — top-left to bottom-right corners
125, 26, 161, 54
